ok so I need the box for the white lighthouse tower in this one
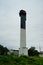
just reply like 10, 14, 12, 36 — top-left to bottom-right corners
19, 10, 28, 56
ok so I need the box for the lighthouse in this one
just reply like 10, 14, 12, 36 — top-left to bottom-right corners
19, 10, 28, 56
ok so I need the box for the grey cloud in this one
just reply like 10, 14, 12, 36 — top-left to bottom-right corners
0, 0, 43, 51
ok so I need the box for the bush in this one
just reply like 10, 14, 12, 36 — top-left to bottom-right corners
0, 55, 43, 65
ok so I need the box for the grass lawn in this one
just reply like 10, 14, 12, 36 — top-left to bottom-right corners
0, 55, 43, 65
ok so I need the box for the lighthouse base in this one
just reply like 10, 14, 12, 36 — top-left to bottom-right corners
19, 47, 28, 56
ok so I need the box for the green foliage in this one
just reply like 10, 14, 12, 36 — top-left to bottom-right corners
0, 55, 43, 65
28, 47, 39, 56
0, 45, 9, 55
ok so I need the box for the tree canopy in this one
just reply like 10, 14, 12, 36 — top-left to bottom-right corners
28, 47, 39, 56
0, 45, 9, 55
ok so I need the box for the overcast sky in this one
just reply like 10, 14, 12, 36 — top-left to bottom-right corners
0, 0, 43, 51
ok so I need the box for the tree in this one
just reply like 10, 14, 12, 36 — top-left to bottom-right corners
28, 47, 39, 56
0, 45, 3, 55
3, 47, 9, 55
0, 45, 9, 55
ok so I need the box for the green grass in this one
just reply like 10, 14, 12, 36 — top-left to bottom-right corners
0, 55, 43, 65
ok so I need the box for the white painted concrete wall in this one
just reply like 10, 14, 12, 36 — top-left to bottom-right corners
19, 29, 28, 56
20, 29, 26, 48
19, 47, 28, 56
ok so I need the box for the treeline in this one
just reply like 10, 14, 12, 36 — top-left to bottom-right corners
0, 44, 39, 56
